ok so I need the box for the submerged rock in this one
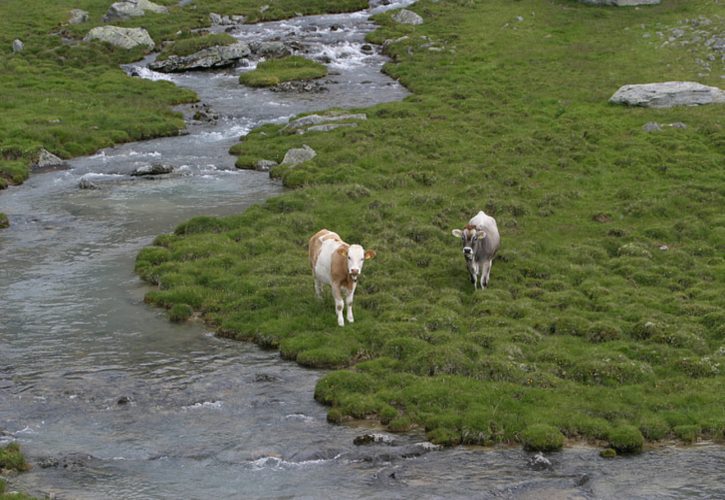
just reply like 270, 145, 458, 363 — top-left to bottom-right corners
131, 163, 174, 176
353, 433, 398, 446
392, 9, 424, 25
78, 177, 99, 190
149, 43, 251, 72
528, 452, 553, 470
84, 26, 155, 50
281, 145, 316, 166
610, 81, 725, 108
271, 80, 327, 93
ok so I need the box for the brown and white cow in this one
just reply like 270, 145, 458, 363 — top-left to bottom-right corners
309, 229, 376, 327
451, 211, 500, 289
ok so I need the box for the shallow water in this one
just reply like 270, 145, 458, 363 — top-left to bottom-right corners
1, 2, 724, 498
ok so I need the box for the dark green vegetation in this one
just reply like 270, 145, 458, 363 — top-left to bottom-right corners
0, 443, 29, 472
239, 56, 328, 87
0, 213, 8, 229
0, 0, 367, 189
156, 33, 237, 61
136, 0, 725, 450
521, 424, 565, 452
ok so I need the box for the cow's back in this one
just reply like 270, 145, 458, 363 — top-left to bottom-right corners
309, 229, 341, 269
470, 211, 500, 258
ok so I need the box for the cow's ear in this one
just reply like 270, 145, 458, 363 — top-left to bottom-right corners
476, 230, 487, 239
364, 250, 376, 260
451, 229, 462, 238
336, 247, 348, 256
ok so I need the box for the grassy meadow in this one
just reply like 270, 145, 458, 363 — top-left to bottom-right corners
137, 0, 724, 452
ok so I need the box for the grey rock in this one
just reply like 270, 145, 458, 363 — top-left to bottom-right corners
528, 452, 553, 470
130, 164, 174, 176
670, 121, 687, 129
255, 159, 278, 172
610, 81, 725, 108
579, 0, 660, 5
209, 12, 246, 25
284, 113, 367, 132
281, 145, 316, 166
32, 148, 66, 170
392, 9, 423, 25
78, 176, 99, 190
149, 43, 251, 72
104, 0, 168, 21
271, 80, 327, 93
305, 123, 358, 134
353, 433, 398, 446
68, 9, 89, 25
84, 26, 155, 50
12, 39, 24, 53
249, 41, 290, 58
642, 121, 662, 132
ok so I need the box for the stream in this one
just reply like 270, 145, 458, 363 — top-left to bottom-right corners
1, 1, 724, 498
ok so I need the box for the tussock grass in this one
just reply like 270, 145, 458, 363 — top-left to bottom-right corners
136, 0, 721, 448
239, 56, 327, 87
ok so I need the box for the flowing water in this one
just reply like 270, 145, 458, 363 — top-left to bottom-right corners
1, 2, 724, 498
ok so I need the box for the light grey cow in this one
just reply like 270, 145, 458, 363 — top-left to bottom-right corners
451, 211, 500, 289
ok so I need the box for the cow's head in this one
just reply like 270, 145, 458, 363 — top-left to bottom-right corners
337, 244, 376, 282
451, 224, 486, 260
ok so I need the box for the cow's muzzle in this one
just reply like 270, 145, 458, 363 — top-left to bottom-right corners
463, 247, 473, 259
350, 269, 360, 281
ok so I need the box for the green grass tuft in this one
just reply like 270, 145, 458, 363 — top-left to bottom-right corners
239, 56, 327, 87
608, 425, 644, 454
521, 424, 565, 452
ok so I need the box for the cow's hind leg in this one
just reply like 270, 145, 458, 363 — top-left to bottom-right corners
331, 284, 345, 327
313, 277, 323, 299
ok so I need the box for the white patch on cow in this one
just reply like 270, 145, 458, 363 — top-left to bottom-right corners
347, 244, 365, 281
314, 239, 343, 286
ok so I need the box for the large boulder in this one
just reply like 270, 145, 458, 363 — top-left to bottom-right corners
283, 113, 367, 134
84, 26, 155, 50
281, 145, 316, 166
392, 9, 423, 25
249, 41, 291, 59
149, 43, 251, 72
579, 0, 660, 5
103, 0, 168, 22
610, 81, 725, 108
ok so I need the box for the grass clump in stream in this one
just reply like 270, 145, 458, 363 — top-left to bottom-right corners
239, 56, 328, 87
133, 0, 725, 450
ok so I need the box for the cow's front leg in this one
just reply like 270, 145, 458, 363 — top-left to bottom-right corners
466, 260, 477, 288
331, 284, 345, 327
481, 260, 492, 289
345, 284, 357, 324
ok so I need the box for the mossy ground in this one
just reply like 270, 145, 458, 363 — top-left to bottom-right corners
0, 0, 367, 189
137, 0, 724, 450
239, 56, 328, 87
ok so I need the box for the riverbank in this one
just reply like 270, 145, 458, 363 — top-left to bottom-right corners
0, 0, 369, 195
137, 0, 724, 452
